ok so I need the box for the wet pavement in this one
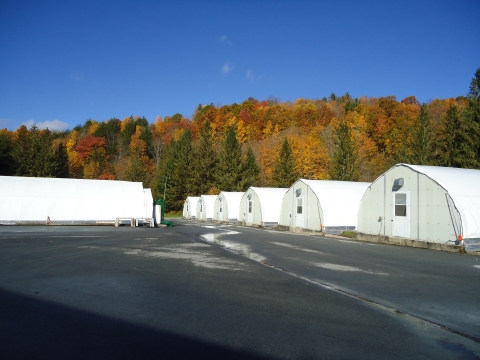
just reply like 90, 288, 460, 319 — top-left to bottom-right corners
179, 219, 480, 341
0, 223, 479, 359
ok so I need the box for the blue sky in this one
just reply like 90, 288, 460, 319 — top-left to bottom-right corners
1, 0, 479, 131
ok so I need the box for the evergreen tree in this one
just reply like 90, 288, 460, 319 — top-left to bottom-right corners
192, 121, 217, 194
154, 139, 175, 201
409, 105, 436, 166
53, 142, 70, 178
14, 125, 56, 177
13, 125, 34, 176
216, 126, 243, 191
34, 129, 56, 177
464, 67, 480, 166
437, 104, 478, 168
273, 138, 298, 187
328, 121, 359, 181
0, 131, 16, 175
164, 130, 194, 211
239, 146, 260, 190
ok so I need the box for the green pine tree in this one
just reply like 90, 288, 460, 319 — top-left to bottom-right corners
464, 67, 480, 166
13, 125, 34, 176
0, 131, 16, 175
154, 139, 175, 202
239, 146, 260, 190
328, 121, 359, 181
273, 138, 298, 187
53, 142, 70, 178
216, 126, 243, 191
165, 129, 194, 211
409, 105, 436, 166
192, 121, 217, 194
34, 129, 56, 177
437, 104, 478, 168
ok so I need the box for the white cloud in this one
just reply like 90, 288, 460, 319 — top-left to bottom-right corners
219, 35, 232, 45
71, 72, 84, 82
22, 119, 70, 132
247, 69, 254, 80
222, 62, 233, 74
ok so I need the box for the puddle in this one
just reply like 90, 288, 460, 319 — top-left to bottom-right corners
200, 231, 266, 262
271, 242, 324, 254
337, 239, 375, 245
178, 243, 211, 248
123, 246, 247, 270
313, 262, 388, 275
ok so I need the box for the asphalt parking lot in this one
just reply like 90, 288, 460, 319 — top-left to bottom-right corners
0, 223, 479, 359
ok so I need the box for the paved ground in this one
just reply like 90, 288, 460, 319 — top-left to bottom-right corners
0, 222, 479, 359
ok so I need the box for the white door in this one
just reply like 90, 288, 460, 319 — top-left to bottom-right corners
247, 200, 253, 223
219, 200, 224, 221
295, 197, 304, 228
392, 192, 410, 238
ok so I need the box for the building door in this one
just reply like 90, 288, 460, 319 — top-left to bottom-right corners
295, 197, 304, 228
392, 192, 410, 238
218, 200, 224, 221
247, 200, 253, 223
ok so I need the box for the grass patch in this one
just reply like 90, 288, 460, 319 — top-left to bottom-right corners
341, 231, 355, 238
164, 211, 183, 218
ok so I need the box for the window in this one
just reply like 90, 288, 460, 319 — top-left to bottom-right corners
297, 198, 303, 214
220, 206, 222, 213
394, 193, 407, 216
248, 201, 252, 213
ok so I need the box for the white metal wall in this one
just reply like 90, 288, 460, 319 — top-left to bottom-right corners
238, 189, 262, 225
279, 181, 322, 231
357, 166, 460, 243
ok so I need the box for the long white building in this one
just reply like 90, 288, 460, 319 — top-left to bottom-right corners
0, 176, 152, 224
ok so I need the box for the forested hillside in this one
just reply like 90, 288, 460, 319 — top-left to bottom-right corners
1, 69, 479, 211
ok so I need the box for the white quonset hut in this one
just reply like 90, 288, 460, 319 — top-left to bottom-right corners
213, 191, 244, 223
183, 196, 200, 219
238, 187, 288, 227
0, 176, 153, 224
279, 179, 371, 234
196, 195, 217, 221
356, 164, 480, 251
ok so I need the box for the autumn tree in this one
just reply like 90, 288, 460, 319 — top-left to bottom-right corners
272, 138, 298, 187
216, 126, 243, 191
74, 135, 108, 179
93, 118, 121, 157
329, 121, 359, 181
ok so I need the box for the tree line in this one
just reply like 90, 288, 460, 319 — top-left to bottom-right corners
1, 68, 479, 212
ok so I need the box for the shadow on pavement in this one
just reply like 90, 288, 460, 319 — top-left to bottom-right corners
0, 288, 271, 360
